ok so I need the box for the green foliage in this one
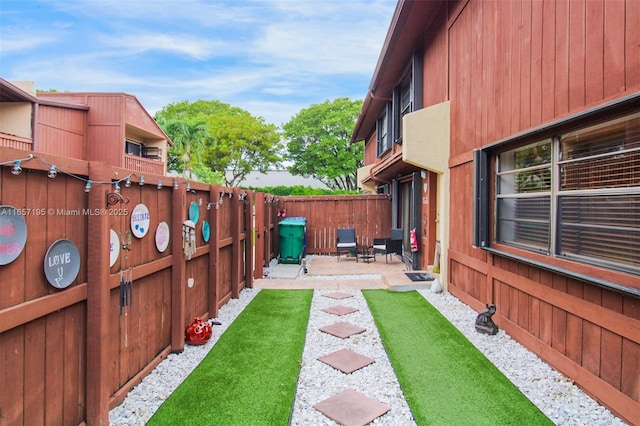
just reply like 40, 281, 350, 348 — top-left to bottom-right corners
245, 185, 359, 196
158, 118, 213, 175
190, 163, 225, 185
148, 290, 312, 426
155, 100, 282, 187
282, 97, 363, 191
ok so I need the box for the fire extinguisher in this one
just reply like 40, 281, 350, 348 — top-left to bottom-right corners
410, 228, 419, 252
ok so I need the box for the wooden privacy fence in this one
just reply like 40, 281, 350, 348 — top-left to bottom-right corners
0, 147, 392, 425
279, 195, 393, 256
0, 147, 281, 425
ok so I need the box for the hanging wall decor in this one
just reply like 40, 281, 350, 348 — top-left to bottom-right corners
155, 221, 170, 252
188, 201, 199, 224
109, 229, 120, 267
0, 205, 28, 265
44, 239, 80, 289
202, 220, 210, 242
130, 203, 150, 238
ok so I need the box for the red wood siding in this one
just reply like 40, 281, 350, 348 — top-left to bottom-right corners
36, 92, 167, 171
125, 96, 165, 138
440, 1, 640, 423
37, 104, 86, 159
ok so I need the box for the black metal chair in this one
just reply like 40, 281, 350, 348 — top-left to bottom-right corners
373, 228, 403, 263
336, 228, 358, 261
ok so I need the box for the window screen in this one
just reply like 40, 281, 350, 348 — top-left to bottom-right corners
486, 111, 640, 274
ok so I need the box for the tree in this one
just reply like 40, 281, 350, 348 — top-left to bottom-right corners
282, 98, 363, 191
204, 111, 281, 187
157, 118, 211, 178
155, 100, 282, 187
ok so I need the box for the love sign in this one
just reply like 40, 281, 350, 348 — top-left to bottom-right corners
44, 239, 80, 289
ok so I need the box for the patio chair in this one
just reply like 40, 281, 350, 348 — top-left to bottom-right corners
373, 228, 403, 263
336, 228, 358, 261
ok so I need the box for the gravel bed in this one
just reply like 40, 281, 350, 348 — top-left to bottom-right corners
417, 287, 627, 426
108, 288, 259, 425
109, 263, 627, 425
290, 289, 416, 425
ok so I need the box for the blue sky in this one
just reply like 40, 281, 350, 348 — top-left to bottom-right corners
0, 0, 396, 126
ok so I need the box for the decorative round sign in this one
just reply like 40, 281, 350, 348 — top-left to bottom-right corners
202, 220, 210, 242
0, 205, 28, 265
188, 202, 199, 224
130, 203, 150, 238
44, 239, 80, 289
109, 229, 120, 267
155, 221, 170, 252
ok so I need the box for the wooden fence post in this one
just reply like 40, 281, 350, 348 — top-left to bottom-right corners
253, 192, 264, 279
231, 187, 240, 298
244, 190, 254, 288
208, 184, 220, 318
85, 161, 111, 425
170, 180, 186, 352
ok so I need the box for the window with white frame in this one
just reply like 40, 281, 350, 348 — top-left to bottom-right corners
487, 110, 640, 275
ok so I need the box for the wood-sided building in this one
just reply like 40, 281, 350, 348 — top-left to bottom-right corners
351, 1, 639, 423
0, 78, 170, 176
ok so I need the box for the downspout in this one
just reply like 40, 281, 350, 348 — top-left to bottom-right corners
391, 179, 399, 228
31, 101, 39, 152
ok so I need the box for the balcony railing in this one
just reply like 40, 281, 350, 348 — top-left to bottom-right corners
0, 132, 33, 150
124, 154, 165, 175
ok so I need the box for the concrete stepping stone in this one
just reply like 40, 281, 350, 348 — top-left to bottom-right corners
323, 291, 354, 300
322, 305, 359, 316
320, 322, 366, 339
313, 389, 390, 426
317, 348, 374, 374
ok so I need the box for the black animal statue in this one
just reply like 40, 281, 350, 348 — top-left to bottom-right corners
475, 304, 499, 335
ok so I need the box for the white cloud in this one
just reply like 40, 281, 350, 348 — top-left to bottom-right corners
1, 0, 397, 126
103, 32, 231, 60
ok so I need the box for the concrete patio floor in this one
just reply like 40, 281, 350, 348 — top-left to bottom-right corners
254, 255, 438, 292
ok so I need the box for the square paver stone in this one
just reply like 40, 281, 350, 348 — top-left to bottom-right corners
320, 322, 366, 339
323, 291, 354, 300
317, 349, 375, 374
322, 305, 359, 316
313, 389, 391, 426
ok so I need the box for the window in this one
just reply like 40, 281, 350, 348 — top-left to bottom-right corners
398, 75, 412, 130
377, 104, 391, 155
556, 114, 640, 271
125, 139, 141, 156
485, 110, 640, 275
392, 51, 423, 144
496, 140, 552, 253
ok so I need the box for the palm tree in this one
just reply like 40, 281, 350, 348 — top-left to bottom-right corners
159, 119, 213, 178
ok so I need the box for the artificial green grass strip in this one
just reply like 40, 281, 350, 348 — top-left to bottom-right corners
148, 290, 313, 426
363, 290, 552, 426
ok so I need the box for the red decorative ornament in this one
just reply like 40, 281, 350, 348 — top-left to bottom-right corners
185, 317, 212, 345
410, 228, 419, 253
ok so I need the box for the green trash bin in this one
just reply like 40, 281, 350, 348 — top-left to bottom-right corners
278, 217, 306, 264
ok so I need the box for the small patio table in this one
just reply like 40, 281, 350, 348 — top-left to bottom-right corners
357, 245, 375, 263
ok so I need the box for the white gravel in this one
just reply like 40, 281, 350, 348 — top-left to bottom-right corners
109, 288, 259, 425
290, 289, 416, 425
109, 268, 627, 426
416, 288, 627, 426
